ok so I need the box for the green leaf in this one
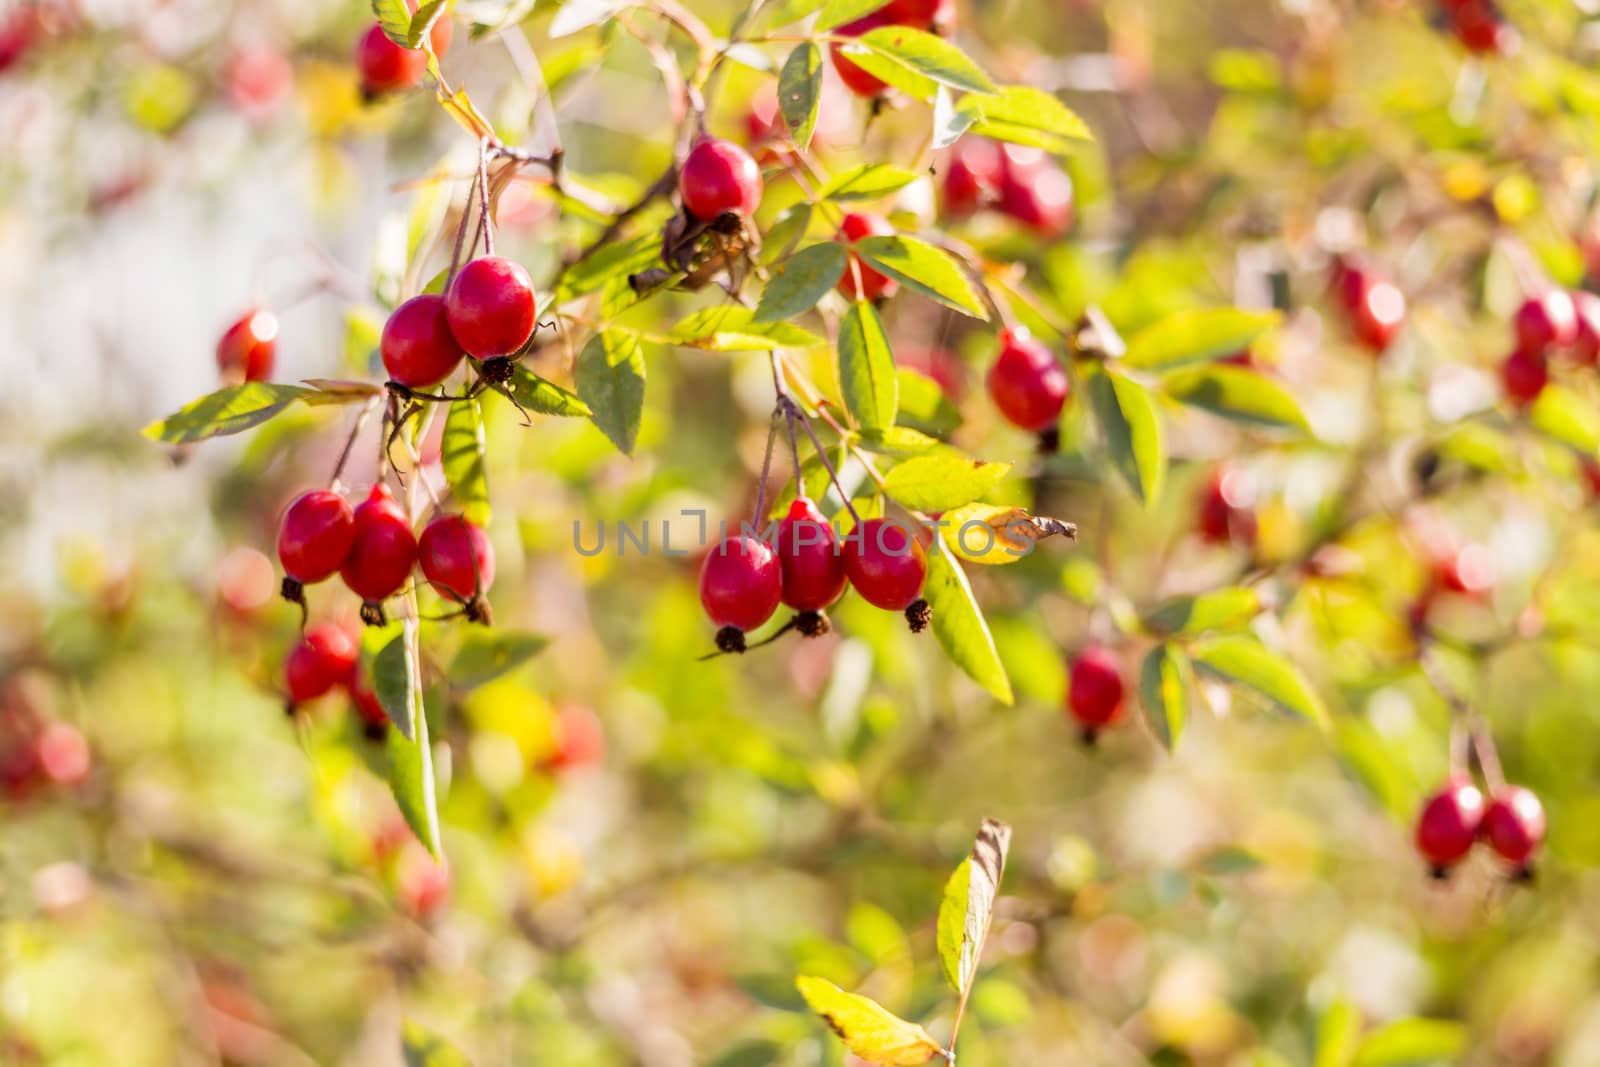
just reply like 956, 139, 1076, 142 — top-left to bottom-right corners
555, 233, 662, 303
761, 202, 814, 265
853, 235, 988, 319
1189, 634, 1328, 729
1198, 846, 1263, 875
709, 1041, 782, 1067
549, 0, 620, 37
837, 301, 898, 431
926, 534, 1012, 703
778, 44, 824, 150
402, 1021, 471, 1067
1144, 586, 1262, 636
507, 366, 593, 417
754, 243, 849, 324
794, 976, 942, 1066
576, 330, 647, 454
1123, 308, 1282, 371
857, 425, 943, 456
956, 85, 1092, 154
1315, 999, 1362, 1067
440, 398, 490, 526
815, 0, 888, 31
371, 0, 416, 45
1530, 383, 1600, 454
935, 818, 1011, 996
817, 163, 922, 202
932, 85, 979, 149
450, 630, 549, 689
1087, 369, 1166, 506
883, 455, 1010, 512
408, 0, 449, 46
838, 26, 997, 102
1138, 643, 1190, 751
670, 306, 824, 351
1164, 364, 1309, 432
895, 369, 961, 435
381, 620, 442, 858
143, 383, 359, 444
1352, 1019, 1467, 1067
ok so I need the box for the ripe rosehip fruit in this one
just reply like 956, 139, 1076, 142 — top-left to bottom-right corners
1450, 0, 1513, 54
777, 498, 847, 613
996, 146, 1074, 237
418, 515, 495, 605
1436, 543, 1495, 596
986, 327, 1069, 433
355, 7, 451, 97
1571, 291, 1600, 365
842, 518, 927, 613
836, 212, 898, 301
942, 138, 1002, 216
382, 294, 464, 388
1067, 645, 1124, 741
830, 12, 893, 97
1501, 348, 1548, 408
444, 256, 538, 359
285, 623, 359, 705
35, 723, 90, 786
1196, 468, 1257, 546
277, 490, 355, 586
1348, 276, 1407, 353
548, 705, 606, 771
882, 0, 956, 32
1415, 776, 1485, 874
1513, 290, 1578, 355
700, 534, 783, 650
216, 309, 278, 383
346, 675, 389, 740
680, 138, 763, 221
341, 484, 418, 617
1481, 785, 1546, 870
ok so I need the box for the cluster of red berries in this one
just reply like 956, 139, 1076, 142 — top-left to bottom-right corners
1498, 289, 1600, 409
830, 0, 954, 99
0, 683, 90, 803
1331, 257, 1408, 355
942, 139, 1074, 238
1416, 776, 1545, 879
355, 4, 453, 100
985, 326, 1069, 435
699, 504, 930, 652
1438, 0, 1515, 55
384, 255, 539, 387
1065, 645, 1124, 744
278, 484, 495, 625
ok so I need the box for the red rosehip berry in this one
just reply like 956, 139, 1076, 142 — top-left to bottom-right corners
340, 484, 418, 619
444, 256, 538, 360
397, 841, 451, 918
225, 45, 293, 122
700, 534, 784, 650
355, 6, 450, 97
548, 704, 606, 771
277, 490, 356, 587
1571, 291, 1600, 365
346, 674, 390, 740
382, 293, 465, 388
830, 12, 894, 97
842, 518, 927, 614
777, 498, 847, 613
996, 146, 1073, 237
1450, 0, 1513, 54
986, 327, 1069, 433
1436, 543, 1496, 596
680, 138, 763, 221
1513, 290, 1578, 356
35, 723, 90, 786
1348, 276, 1406, 353
836, 212, 898, 301
1196, 468, 1257, 546
1481, 785, 1546, 870
1067, 645, 1124, 741
216, 309, 278, 383
942, 138, 1002, 216
1416, 777, 1485, 874
285, 622, 360, 705
418, 515, 495, 608
1501, 348, 1548, 408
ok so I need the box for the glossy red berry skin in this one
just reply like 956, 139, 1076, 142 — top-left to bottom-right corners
1571, 291, 1600, 365
382, 294, 464, 388
777, 499, 847, 612
830, 12, 893, 97
699, 535, 783, 633
880, 0, 950, 28
277, 490, 356, 584
1513, 290, 1578, 356
1348, 277, 1407, 353
836, 212, 898, 301
842, 519, 927, 611
444, 256, 538, 359
1501, 348, 1548, 408
680, 138, 763, 221
285, 623, 359, 704
1481, 785, 1545, 867
1415, 777, 1485, 871
340, 484, 418, 603
1067, 645, 1124, 731
1196, 470, 1256, 546
418, 515, 495, 603
943, 138, 1002, 216
986, 328, 1069, 433
216, 309, 278, 383
1450, 0, 1512, 54
347, 675, 389, 736
996, 147, 1074, 237
356, 24, 426, 95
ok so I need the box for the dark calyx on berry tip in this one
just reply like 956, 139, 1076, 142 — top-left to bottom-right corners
904, 598, 931, 633
479, 355, 516, 384
795, 610, 831, 637
363, 720, 388, 742
715, 625, 747, 654
359, 600, 388, 627
281, 576, 304, 604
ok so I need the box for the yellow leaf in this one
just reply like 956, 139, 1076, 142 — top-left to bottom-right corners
942, 504, 1077, 565
438, 86, 496, 139
795, 976, 943, 1066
